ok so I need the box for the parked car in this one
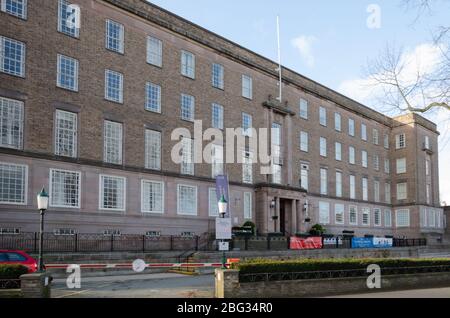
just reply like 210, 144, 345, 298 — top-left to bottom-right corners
0, 250, 39, 273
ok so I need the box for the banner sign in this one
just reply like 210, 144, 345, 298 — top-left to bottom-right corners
215, 175, 230, 218
290, 237, 323, 250
323, 237, 343, 246
219, 241, 229, 251
372, 237, 393, 248
216, 218, 232, 240
351, 237, 374, 249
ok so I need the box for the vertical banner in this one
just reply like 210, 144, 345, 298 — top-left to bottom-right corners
215, 175, 230, 218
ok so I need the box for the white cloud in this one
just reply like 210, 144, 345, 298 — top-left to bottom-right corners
291, 35, 318, 68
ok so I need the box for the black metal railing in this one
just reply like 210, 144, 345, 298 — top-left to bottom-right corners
0, 279, 21, 289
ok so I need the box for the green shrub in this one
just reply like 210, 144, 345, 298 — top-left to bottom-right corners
309, 224, 326, 236
0, 264, 29, 279
242, 221, 256, 235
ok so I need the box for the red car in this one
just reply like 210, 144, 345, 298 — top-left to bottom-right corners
0, 250, 39, 273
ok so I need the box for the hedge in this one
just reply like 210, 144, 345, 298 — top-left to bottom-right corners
233, 258, 450, 274
0, 265, 29, 279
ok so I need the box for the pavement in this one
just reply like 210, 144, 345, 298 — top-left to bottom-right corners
329, 287, 450, 298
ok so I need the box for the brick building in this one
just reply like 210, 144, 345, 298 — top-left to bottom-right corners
0, 0, 444, 239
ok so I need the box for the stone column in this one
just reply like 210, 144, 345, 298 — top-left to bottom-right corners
215, 269, 240, 298
291, 199, 297, 234
20, 273, 52, 298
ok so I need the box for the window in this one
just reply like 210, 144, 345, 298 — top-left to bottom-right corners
242, 75, 252, 99
374, 208, 381, 226
244, 192, 252, 220
105, 70, 123, 103
103, 229, 121, 236
335, 204, 344, 225
181, 94, 195, 122
211, 144, 224, 178
181, 50, 195, 79
58, 0, 80, 38
0, 228, 20, 235
300, 164, 308, 191
385, 210, 392, 227
361, 151, 368, 168
425, 159, 430, 176
320, 168, 328, 195
362, 177, 368, 201
319, 201, 330, 224
57, 54, 79, 91
177, 184, 197, 216
212, 63, 224, 89
103, 121, 123, 165
349, 146, 355, 164
242, 113, 253, 137
300, 131, 308, 152
335, 142, 342, 161
320, 137, 327, 157
0, 36, 25, 77
100, 175, 125, 211
426, 184, 431, 204
106, 19, 124, 54
424, 136, 430, 150
1, 0, 27, 19
299, 99, 308, 119
55, 110, 77, 158
181, 137, 194, 175
349, 206, 358, 225
141, 180, 164, 214
384, 159, 390, 174
420, 209, 428, 227
384, 134, 389, 149
361, 124, 367, 141
373, 129, 379, 145
373, 155, 379, 171
145, 82, 161, 113
208, 188, 219, 217
427, 209, 436, 228
145, 129, 161, 170
335, 171, 342, 198
385, 183, 391, 204
395, 133, 406, 149
50, 169, 80, 208
147, 36, 162, 67
271, 163, 282, 185
396, 158, 406, 174
242, 151, 253, 184
319, 107, 327, 126
0, 162, 26, 204
397, 183, 407, 200
362, 207, 370, 226
396, 209, 410, 227
349, 175, 356, 199
348, 118, 355, 136
0, 96, 23, 150
271, 123, 282, 184
374, 180, 380, 202
146, 231, 162, 238
334, 113, 341, 131
212, 103, 224, 130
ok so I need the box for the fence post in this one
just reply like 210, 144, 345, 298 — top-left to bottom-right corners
287, 236, 290, 250
267, 236, 271, 250
34, 232, 38, 253
74, 233, 78, 253
170, 235, 174, 251
110, 234, 114, 252
195, 235, 199, 251
142, 235, 146, 253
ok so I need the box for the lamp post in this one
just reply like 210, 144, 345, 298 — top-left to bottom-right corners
218, 195, 228, 269
37, 188, 49, 272
270, 199, 277, 233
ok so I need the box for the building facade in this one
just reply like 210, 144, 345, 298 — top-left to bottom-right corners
0, 0, 444, 238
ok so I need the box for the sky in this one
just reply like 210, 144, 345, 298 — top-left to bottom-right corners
148, 0, 450, 205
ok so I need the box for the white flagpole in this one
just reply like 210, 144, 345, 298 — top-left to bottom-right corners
276, 15, 282, 103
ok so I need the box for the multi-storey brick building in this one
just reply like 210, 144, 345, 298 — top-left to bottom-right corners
0, 0, 444, 239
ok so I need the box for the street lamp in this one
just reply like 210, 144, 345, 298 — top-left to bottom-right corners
218, 195, 228, 269
37, 188, 49, 272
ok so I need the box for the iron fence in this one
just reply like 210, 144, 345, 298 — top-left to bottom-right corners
0, 279, 20, 289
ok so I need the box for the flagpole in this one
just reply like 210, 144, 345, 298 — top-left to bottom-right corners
276, 15, 282, 103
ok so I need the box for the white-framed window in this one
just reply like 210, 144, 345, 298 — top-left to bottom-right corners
0, 96, 23, 150
99, 175, 126, 211
0, 36, 25, 77
181, 50, 195, 79
373, 129, 379, 145
385, 210, 392, 227
420, 208, 428, 228
177, 184, 197, 216
425, 158, 430, 176
424, 135, 430, 150
349, 205, 358, 225
335, 171, 342, 198
385, 183, 391, 204
299, 99, 308, 119
271, 123, 282, 184
319, 201, 330, 225
242, 112, 253, 137
181, 137, 194, 176
362, 177, 368, 201
437, 210, 442, 228
141, 180, 164, 214
348, 118, 355, 136
384, 159, 390, 174
384, 134, 389, 149
1, 0, 27, 19
57, 0, 80, 38
106, 19, 124, 54
426, 184, 431, 205
374, 208, 381, 226
105, 70, 123, 103
349, 175, 356, 199
362, 150, 368, 168
212, 63, 224, 90
334, 113, 341, 131
242, 75, 253, 99
181, 94, 195, 122
396, 209, 410, 227
145, 82, 161, 113
271, 164, 282, 185
103, 120, 123, 165
211, 144, 224, 178
57, 54, 78, 91
396, 183, 407, 200
208, 188, 219, 217
335, 142, 342, 161
374, 180, 380, 202
362, 207, 370, 226
373, 155, 379, 171
395, 133, 406, 149
54, 228, 76, 236
49, 169, 80, 208
242, 151, 253, 184
300, 163, 308, 191
55, 110, 77, 158
145, 129, 161, 171
244, 192, 252, 220
320, 137, 327, 157
396, 158, 406, 174
0, 228, 20, 235
349, 146, 355, 164
300, 131, 308, 152
147, 36, 162, 67
320, 168, 328, 195
334, 203, 344, 225
427, 209, 436, 228
212, 103, 224, 130
0, 162, 27, 204
319, 107, 327, 126
361, 124, 367, 141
